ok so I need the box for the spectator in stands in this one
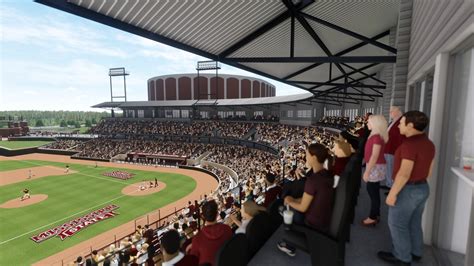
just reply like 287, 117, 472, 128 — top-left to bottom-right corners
75, 256, 84, 266
263, 172, 282, 207
362, 115, 388, 226
383, 106, 405, 192
143, 224, 154, 246
378, 111, 435, 266
230, 200, 266, 234
188, 200, 232, 265
277, 143, 335, 257
331, 140, 352, 188
162, 230, 199, 266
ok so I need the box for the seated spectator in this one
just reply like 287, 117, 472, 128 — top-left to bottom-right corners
161, 230, 198, 266
188, 200, 233, 265
263, 172, 282, 207
75, 256, 84, 266
277, 143, 335, 257
230, 200, 266, 234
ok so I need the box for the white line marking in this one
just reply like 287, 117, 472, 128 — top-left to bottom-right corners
0, 160, 148, 245
0, 192, 131, 245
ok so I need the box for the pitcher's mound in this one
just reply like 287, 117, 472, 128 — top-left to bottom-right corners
122, 181, 166, 196
0, 194, 48, 209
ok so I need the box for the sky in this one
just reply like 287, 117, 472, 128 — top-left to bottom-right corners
0, 0, 306, 111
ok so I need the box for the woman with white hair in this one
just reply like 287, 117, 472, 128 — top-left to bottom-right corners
362, 115, 389, 226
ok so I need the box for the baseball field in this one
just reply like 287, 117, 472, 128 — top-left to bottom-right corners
0, 155, 212, 265
0, 140, 53, 150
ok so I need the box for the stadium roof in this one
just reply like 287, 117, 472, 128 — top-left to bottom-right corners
36, 0, 400, 105
92, 93, 316, 108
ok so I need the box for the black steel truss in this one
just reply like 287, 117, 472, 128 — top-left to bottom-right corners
36, 0, 397, 104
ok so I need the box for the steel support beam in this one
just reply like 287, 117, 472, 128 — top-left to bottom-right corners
283, 30, 390, 80
227, 56, 396, 63
290, 81, 385, 89
300, 12, 397, 54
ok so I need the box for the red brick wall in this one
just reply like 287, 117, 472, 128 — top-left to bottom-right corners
193, 77, 208, 100
165, 78, 176, 100
241, 79, 251, 98
253, 81, 260, 97
227, 78, 239, 99
210, 77, 225, 99
156, 79, 164, 100
178, 77, 191, 100
148, 80, 155, 100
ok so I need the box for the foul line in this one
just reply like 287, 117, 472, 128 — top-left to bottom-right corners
0, 160, 150, 245
0, 184, 150, 246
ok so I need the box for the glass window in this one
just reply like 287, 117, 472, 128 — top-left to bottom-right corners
137, 110, 144, 118
287, 110, 293, 118
181, 110, 189, 118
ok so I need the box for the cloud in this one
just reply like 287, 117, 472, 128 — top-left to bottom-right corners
0, 5, 128, 58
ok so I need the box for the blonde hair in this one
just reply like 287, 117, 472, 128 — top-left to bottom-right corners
242, 200, 266, 217
368, 115, 389, 143
334, 140, 351, 157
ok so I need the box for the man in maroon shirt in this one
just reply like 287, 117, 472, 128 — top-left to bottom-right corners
383, 106, 405, 191
188, 200, 232, 266
378, 111, 435, 266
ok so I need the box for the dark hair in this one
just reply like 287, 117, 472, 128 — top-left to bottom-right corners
161, 230, 180, 254
307, 143, 329, 164
92, 250, 98, 255
403, 111, 429, 131
182, 223, 188, 231
202, 200, 218, 222
76, 256, 83, 263
173, 222, 179, 230
219, 211, 226, 220
265, 172, 276, 184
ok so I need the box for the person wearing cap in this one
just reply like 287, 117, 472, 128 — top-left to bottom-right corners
378, 111, 435, 265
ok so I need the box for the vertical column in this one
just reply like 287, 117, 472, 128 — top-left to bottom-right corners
424, 53, 450, 244
224, 77, 227, 99
176, 78, 179, 100
191, 76, 194, 100
391, 0, 413, 110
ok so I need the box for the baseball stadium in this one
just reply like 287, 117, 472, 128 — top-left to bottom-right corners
1, 1, 473, 266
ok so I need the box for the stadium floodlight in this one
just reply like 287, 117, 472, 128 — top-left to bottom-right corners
109, 67, 129, 103
196, 61, 221, 71
195, 61, 221, 103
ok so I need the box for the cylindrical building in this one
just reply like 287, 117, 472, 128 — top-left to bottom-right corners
147, 74, 276, 101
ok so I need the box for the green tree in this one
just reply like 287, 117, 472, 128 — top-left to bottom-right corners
75, 121, 81, 128
60, 120, 67, 127
35, 119, 44, 127
67, 120, 75, 126
91, 118, 97, 125
85, 119, 92, 127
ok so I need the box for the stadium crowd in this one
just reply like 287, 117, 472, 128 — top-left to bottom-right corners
41, 139, 85, 151
46, 108, 435, 266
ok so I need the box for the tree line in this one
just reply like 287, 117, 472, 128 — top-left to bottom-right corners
0, 110, 109, 128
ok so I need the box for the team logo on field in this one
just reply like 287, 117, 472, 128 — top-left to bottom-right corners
103, 171, 135, 180
31, 205, 119, 243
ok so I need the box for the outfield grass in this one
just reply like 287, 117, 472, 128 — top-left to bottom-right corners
0, 160, 196, 265
0, 141, 52, 150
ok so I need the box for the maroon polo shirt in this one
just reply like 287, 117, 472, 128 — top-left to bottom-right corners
393, 133, 435, 182
263, 185, 282, 207
333, 156, 350, 176
303, 169, 335, 232
364, 134, 386, 164
384, 117, 406, 155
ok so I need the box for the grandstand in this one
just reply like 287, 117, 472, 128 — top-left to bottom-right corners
1, 0, 471, 265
